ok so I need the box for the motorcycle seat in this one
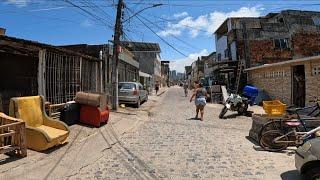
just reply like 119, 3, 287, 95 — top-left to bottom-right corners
285, 121, 301, 127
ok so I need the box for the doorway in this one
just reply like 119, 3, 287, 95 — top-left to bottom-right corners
292, 65, 306, 107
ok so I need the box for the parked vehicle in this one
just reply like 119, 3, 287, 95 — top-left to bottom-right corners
295, 138, 320, 180
259, 98, 320, 151
219, 92, 249, 119
260, 121, 320, 152
118, 82, 148, 108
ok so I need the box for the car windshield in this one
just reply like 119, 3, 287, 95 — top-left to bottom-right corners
118, 83, 135, 90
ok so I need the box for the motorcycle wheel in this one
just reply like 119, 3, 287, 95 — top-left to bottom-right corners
219, 106, 228, 119
238, 102, 248, 115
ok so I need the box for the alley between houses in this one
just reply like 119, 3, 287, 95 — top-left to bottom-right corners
1, 87, 300, 180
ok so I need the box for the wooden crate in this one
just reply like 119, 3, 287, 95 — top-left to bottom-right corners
0, 113, 27, 157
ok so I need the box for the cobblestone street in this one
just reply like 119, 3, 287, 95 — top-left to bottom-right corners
69, 86, 300, 180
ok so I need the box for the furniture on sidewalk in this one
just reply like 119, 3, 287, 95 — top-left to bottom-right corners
9, 96, 70, 151
0, 112, 27, 157
75, 92, 109, 127
59, 102, 80, 126
210, 85, 222, 103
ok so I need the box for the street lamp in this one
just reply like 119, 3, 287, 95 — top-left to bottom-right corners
123, 3, 163, 23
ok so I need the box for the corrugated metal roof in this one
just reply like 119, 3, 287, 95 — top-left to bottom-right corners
245, 55, 320, 71
121, 41, 161, 52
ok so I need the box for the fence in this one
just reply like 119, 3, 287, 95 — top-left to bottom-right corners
45, 51, 103, 104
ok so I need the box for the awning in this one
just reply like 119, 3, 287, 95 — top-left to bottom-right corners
139, 71, 152, 78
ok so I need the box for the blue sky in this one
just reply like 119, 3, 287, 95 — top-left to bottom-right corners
1, 0, 320, 72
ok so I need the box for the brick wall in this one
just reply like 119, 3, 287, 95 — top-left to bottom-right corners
237, 40, 292, 67
248, 66, 291, 105
292, 32, 320, 58
248, 57, 320, 106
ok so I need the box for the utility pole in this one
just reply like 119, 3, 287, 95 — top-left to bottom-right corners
111, 0, 124, 110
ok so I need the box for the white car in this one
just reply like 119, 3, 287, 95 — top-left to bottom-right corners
118, 82, 148, 108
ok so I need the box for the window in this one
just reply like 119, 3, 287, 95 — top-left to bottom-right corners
313, 17, 320, 26
217, 53, 221, 61
274, 38, 289, 50
118, 83, 136, 90
224, 49, 229, 59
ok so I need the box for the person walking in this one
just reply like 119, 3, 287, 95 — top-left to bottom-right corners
190, 81, 207, 121
155, 81, 160, 95
183, 82, 188, 97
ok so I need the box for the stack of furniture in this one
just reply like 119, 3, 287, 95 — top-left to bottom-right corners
9, 96, 70, 151
75, 92, 109, 127
59, 101, 80, 126
0, 112, 27, 157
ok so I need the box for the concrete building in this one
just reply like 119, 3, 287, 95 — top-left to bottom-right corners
0, 28, 6, 35
203, 52, 217, 80
246, 55, 320, 107
161, 61, 170, 87
123, 41, 161, 92
215, 10, 320, 67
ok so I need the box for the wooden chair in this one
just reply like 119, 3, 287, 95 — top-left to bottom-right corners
0, 112, 27, 157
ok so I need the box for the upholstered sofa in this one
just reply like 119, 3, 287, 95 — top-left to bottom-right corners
9, 96, 70, 151
75, 92, 109, 127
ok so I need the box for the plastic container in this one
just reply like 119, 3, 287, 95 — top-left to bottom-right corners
243, 85, 259, 97
243, 85, 259, 105
263, 100, 286, 116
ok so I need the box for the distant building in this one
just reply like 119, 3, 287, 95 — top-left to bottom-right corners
161, 61, 170, 87
123, 41, 161, 93
215, 10, 320, 67
0, 27, 6, 35
170, 70, 177, 81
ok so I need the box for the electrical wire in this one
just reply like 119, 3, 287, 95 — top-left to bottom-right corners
64, 0, 114, 29
134, 14, 188, 57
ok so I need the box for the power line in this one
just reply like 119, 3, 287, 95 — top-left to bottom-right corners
134, 14, 188, 57
80, 0, 114, 20
64, 0, 114, 29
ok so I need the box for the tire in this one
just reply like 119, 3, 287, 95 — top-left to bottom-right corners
135, 98, 141, 108
219, 106, 228, 119
305, 166, 320, 180
238, 102, 248, 115
260, 130, 289, 152
259, 120, 283, 138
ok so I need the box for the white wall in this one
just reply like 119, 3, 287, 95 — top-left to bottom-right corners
215, 35, 228, 61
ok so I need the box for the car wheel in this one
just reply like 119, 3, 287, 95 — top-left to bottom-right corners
305, 166, 320, 180
135, 98, 141, 108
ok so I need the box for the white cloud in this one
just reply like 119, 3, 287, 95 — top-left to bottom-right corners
158, 6, 262, 38
6, 0, 30, 7
81, 19, 93, 28
173, 12, 189, 18
157, 26, 181, 37
170, 49, 209, 73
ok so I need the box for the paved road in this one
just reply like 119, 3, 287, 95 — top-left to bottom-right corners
70, 86, 300, 180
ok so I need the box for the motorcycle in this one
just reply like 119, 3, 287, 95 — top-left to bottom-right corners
219, 93, 249, 119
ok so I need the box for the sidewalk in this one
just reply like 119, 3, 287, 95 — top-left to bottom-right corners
0, 94, 166, 180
